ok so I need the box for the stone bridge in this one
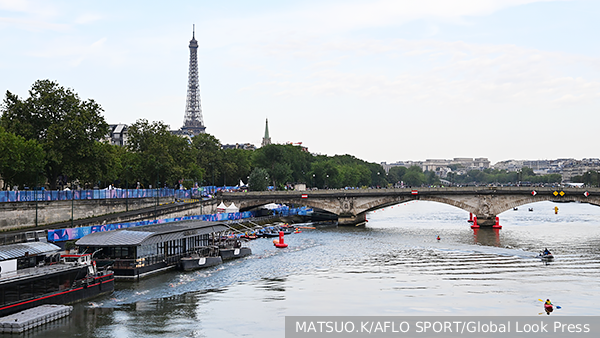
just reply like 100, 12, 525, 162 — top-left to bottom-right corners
219, 187, 600, 226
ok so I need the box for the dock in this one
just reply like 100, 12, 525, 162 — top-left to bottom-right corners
0, 304, 72, 333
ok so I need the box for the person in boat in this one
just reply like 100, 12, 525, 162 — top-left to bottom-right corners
436, 236, 441, 241
544, 299, 553, 314
543, 248, 551, 256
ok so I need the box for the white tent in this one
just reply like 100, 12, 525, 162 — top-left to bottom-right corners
225, 202, 239, 213
262, 203, 280, 210
216, 202, 227, 213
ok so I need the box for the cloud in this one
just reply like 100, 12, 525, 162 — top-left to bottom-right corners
0, 0, 66, 31
240, 38, 600, 109
0, 16, 69, 31
74, 13, 103, 25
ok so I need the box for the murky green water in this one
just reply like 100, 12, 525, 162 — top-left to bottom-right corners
18, 201, 600, 337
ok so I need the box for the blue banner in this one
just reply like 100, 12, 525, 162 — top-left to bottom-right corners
47, 206, 313, 242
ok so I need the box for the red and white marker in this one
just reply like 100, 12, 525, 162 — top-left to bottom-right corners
584, 191, 590, 197
531, 190, 537, 196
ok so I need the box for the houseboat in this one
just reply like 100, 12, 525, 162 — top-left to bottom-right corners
0, 242, 114, 317
75, 220, 246, 280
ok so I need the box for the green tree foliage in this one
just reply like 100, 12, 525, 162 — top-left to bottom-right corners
248, 167, 270, 191
449, 167, 562, 185
222, 148, 252, 186
571, 171, 599, 186
425, 170, 441, 185
402, 166, 426, 186
126, 119, 201, 188
1, 80, 109, 189
252, 144, 312, 188
192, 133, 222, 186
0, 127, 45, 189
387, 166, 407, 185
309, 154, 375, 189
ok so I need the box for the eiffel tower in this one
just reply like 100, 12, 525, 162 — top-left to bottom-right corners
181, 25, 206, 136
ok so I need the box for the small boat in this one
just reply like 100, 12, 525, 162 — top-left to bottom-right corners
513, 207, 518, 211
218, 238, 252, 261
179, 246, 222, 271
261, 232, 281, 238
544, 303, 554, 314
538, 253, 554, 260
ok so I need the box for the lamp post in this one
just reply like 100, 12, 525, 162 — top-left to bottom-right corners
312, 174, 315, 188
125, 166, 131, 212
326, 174, 329, 189
35, 171, 38, 227
71, 188, 74, 227
155, 166, 160, 219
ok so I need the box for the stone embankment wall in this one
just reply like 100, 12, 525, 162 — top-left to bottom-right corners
0, 198, 218, 232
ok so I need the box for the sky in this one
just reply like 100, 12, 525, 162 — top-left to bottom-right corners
1, 0, 599, 165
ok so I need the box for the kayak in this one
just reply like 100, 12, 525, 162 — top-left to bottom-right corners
539, 253, 554, 260
544, 304, 553, 313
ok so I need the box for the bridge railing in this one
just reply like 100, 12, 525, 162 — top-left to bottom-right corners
0, 186, 245, 203
219, 186, 600, 197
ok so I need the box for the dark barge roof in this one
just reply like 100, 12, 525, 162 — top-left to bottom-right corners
75, 220, 229, 247
0, 261, 84, 284
0, 242, 61, 262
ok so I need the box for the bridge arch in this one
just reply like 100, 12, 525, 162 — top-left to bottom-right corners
219, 187, 600, 226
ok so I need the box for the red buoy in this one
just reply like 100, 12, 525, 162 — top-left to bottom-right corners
274, 231, 288, 248
492, 216, 502, 229
468, 212, 473, 223
470, 216, 480, 229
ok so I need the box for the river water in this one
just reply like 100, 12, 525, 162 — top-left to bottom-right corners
25, 201, 600, 337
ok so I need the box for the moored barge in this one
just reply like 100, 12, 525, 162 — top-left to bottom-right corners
0, 242, 114, 317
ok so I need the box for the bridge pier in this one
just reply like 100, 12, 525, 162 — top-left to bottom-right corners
338, 213, 366, 226
475, 216, 496, 227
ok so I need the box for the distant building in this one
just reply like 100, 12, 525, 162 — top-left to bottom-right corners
382, 157, 490, 178
261, 118, 271, 147
107, 124, 128, 146
561, 158, 600, 182
222, 143, 256, 151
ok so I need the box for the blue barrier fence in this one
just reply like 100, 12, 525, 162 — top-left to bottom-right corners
0, 186, 245, 203
47, 206, 312, 242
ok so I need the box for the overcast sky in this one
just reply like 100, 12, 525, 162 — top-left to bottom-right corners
1, 0, 598, 165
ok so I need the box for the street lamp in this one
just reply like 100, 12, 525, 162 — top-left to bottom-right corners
155, 165, 161, 219
312, 174, 315, 188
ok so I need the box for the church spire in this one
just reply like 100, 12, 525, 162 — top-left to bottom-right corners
261, 118, 271, 147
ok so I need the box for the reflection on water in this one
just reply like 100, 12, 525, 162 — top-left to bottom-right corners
472, 228, 501, 247
21, 200, 600, 338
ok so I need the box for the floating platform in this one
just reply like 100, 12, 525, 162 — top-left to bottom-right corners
0, 304, 72, 333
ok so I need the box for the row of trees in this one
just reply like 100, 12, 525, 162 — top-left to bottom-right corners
1, 80, 580, 191
572, 171, 600, 186
0, 80, 396, 190
447, 167, 562, 186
